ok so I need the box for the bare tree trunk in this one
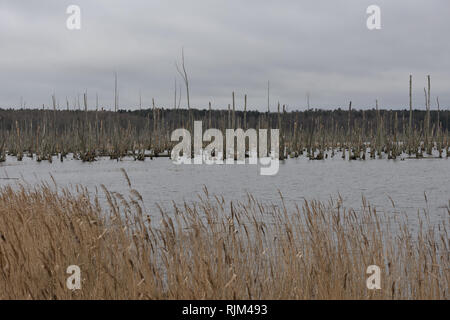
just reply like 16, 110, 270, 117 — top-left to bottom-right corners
114, 72, 118, 112
208, 102, 212, 128
348, 101, 352, 138
409, 75, 413, 134
176, 48, 191, 130
232, 92, 235, 129
427, 75, 431, 140
244, 94, 247, 131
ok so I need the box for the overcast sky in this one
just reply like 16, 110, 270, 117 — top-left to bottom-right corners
0, 0, 449, 111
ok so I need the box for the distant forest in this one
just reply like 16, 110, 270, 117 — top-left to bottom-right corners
0, 107, 448, 133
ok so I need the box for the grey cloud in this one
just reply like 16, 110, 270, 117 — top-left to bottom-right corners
0, 0, 449, 110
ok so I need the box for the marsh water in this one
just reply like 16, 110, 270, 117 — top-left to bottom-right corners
0, 154, 449, 226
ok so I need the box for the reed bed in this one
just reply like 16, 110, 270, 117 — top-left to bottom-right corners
0, 181, 448, 299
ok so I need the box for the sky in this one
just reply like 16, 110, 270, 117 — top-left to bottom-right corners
0, 0, 449, 111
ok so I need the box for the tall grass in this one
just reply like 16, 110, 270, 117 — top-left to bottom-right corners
0, 182, 448, 299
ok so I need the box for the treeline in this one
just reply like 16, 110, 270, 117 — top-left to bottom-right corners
0, 106, 448, 162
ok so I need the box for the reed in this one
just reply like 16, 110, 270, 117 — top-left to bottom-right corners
0, 182, 448, 299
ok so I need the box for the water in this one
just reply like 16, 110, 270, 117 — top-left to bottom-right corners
0, 154, 448, 225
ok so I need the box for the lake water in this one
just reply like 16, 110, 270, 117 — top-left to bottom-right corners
0, 154, 448, 226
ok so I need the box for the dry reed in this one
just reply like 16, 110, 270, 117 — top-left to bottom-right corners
0, 182, 448, 299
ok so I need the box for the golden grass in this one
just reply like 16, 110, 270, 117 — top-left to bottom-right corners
0, 182, 448, 299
